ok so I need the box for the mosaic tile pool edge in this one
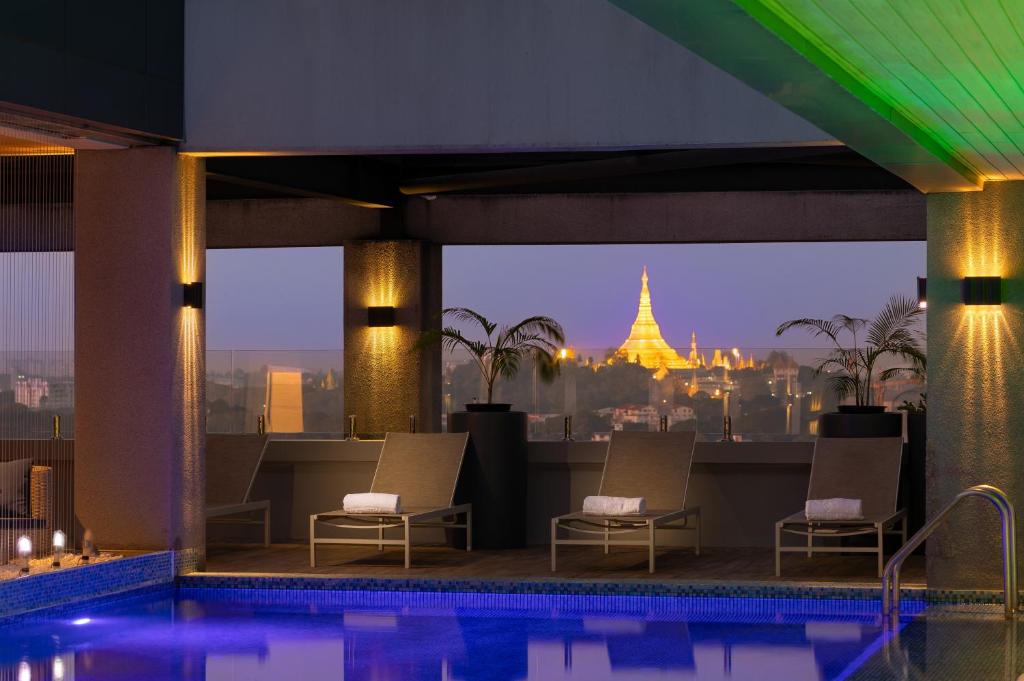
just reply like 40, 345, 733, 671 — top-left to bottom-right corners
177, 573, 1016, 606
0, 551, 176, 619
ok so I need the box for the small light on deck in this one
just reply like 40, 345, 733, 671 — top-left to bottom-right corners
916, 277, 927, 309
52, 530, 66, 568
17, 660, 30, 681
53, 657, 65, 681
17, 535, 31, 575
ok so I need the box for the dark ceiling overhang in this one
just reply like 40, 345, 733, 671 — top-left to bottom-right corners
205, 145, 912, 202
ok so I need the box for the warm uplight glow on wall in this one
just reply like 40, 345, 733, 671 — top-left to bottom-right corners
960, 197, 1005, 279
345, 240, 439, 435
176, 155, 205, 555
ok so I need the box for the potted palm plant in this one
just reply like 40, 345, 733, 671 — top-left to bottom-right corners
416, 307, 565, 550
417, 307, 566, 412
776, 294, 924, 437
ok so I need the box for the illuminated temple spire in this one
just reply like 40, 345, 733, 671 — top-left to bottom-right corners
618, 267, 688, 370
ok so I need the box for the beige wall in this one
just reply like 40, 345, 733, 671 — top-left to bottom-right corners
927, 181, 1024, 589
75, 148, 206, 560
343, 240, 442, 435
236, 439, 812, 549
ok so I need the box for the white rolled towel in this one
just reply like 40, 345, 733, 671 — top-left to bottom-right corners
583, 495, 646, 516
805, 498, 863, 521
343, 492, 402, 514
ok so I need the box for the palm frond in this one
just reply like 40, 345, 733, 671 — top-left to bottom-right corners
826, 374, 859, 400
776, 318, 841, 344
867, 295, 923, 349
500, 316, 565, 347
442, 307, 497, 337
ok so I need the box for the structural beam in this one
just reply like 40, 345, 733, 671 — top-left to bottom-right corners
207, 190, 923, 249
206, 199, 380, 248
403, 191, 924, 245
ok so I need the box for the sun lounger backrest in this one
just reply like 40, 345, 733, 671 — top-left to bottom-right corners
598, 430, 697, 510
206, 434, 269, 505
807, 437, 903, 517
371, 432, 469, 509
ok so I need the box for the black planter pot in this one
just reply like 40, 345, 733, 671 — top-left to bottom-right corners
819, 407, 903, 438
465, 403, 512, 413
837, 405, 887, 415
448, 410, 528, 549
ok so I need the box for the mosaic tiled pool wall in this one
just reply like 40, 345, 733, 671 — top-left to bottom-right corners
178, 573, 1017, 607
0, 551, 175, 619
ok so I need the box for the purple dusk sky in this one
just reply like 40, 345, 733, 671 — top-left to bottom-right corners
206, 242, 925, 352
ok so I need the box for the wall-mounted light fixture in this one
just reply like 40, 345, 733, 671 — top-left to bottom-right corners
962, 276, 1001, 305
183, 282, 205, 309
367, 306, 396, 327
916, 277, 927, 309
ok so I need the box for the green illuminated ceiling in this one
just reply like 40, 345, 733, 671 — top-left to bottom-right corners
612, 0, 1024, 192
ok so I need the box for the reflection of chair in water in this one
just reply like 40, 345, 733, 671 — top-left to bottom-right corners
206, 434, 271, 546
775, 436, 906, 578
551, 430, 700, 573
523, 620, 695, 678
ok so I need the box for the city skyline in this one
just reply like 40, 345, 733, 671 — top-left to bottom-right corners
206, 241, 926, 351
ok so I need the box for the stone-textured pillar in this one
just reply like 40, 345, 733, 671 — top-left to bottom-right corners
927, 181, 1024, 589
75, 148, 206, 568
343, 240, 441, 435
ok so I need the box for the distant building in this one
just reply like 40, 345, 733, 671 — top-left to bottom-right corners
14, 376, 48, 408
617, 267, 757, 373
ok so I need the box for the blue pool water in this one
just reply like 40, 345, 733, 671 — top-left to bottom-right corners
0, 587, 939, 680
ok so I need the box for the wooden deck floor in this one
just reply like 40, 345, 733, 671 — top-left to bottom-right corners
205, 543, 926, 587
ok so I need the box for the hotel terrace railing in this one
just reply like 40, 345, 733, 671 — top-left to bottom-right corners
1, 348, 924, 441
445, 346, 925, 443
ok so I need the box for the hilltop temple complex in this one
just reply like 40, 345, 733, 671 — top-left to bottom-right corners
617, 267, 756, 373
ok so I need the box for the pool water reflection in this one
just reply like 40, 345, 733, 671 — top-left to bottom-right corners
0, 588, 928, 680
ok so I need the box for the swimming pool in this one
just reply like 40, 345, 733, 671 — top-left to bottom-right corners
0, 586, 1008, 680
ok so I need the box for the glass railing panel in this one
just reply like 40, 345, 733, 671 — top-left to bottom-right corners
443, 347, 926, 442
206, 350, 344, 434
0, 350, 75, 438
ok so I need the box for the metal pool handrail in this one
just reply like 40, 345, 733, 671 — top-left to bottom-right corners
882, 484, 1018, 618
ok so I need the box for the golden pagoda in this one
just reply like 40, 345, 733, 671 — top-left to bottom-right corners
618, 267, 692, 370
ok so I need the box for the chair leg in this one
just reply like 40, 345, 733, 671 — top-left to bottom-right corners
309, 515, 316, 568
807, 527, 813, 557
466, 509, 473, 552
551, 518, 558, 572
603, 520, 610, 555
877, 524, 884, 578
263, 505, 271, 547
404, 517, 412, 569
774, 523, 782, 577
378, 518, 384, 552
648, 523, 656, 574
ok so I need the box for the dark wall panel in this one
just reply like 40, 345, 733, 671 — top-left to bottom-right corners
0, 0, 182, 140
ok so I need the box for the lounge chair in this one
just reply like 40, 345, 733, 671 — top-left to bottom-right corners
309, 432, 471, 569
551, 430, 700, 574
775, 436, 906, 578
206, 434, 271, 547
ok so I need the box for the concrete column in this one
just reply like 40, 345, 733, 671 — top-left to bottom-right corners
343, 240, 442, 435
75, 148, 206, 567
927, 181, 1024, 589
